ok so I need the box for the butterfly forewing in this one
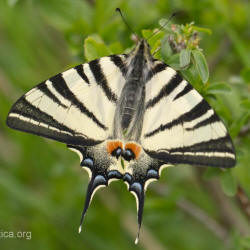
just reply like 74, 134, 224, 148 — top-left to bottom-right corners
7, 55, 127, 146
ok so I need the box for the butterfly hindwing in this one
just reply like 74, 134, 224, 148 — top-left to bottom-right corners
67, 142, 123, 232
123, 146, 167, 242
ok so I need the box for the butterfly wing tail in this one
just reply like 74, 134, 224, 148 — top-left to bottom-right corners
124, 151, 164, 244
67, 143, 123, 231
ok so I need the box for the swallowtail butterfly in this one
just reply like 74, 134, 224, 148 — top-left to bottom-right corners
6, 23, 236, 244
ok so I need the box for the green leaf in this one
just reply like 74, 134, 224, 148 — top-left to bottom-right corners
192, 25, 212, 35
109, 42, 123, 54
230, 111, 250, 137
142, 29, 153, 40
142, 29, 164, 52
220, 170, 237, 197
167, 53, 181, 69
180, 64, 202, 88
192, 50, 209, 83
159, 18, 174, 32
84, 35, 111, 61
206, 82, 231, 95
161, 35, 173, 60
180, 49, 191, 68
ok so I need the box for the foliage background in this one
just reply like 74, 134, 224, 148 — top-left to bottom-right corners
0, 0, 250, 249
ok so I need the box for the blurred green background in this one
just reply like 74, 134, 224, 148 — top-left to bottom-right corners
0, 0, 250, 249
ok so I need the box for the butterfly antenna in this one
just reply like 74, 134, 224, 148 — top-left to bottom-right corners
116, 8, 138, 39
146, 11, 179, 41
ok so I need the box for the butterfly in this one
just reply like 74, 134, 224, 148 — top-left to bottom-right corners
6, 34, 236, 243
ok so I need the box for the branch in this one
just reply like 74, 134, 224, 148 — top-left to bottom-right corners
195, 169, 250, 235
177, 198, 228, 242
238, 123, 250, 137
151, 183, 229, 244
236, 186, 250, 219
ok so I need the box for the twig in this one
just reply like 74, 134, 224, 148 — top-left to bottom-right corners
177, 198, 228, 242
238, 123, 250, 137
86, 0, 95, 5
151, 183, 229, 244
236, 186, 250, 219
195, 169, 250, 235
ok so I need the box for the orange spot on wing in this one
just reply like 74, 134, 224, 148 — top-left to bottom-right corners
125, 142, 141, 159
107, 140, 123, 155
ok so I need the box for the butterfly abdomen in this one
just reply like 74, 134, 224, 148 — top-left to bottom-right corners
114, 40, 153, 139
121, 80, 143, 129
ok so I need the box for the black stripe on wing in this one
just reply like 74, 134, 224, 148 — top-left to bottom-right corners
6, 97, 101, 146
36, 82, 67, 108
109, 55, 128, 76
146, 63, 167, 82
74, 65, 90, 84
146, 73, 183, 109
169, 136, 235, 154
50, 73, 107, 130
9, 97, 74, 133
89, 59, 118, 102
145, 136, 236, 168
157, 151, 235, 167
173, 84, 193, 101
186, 113, 220, 131
145, 99, 211, 138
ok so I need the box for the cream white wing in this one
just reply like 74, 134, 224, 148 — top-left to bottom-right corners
7, 55, 127, 146
141, 61, 236, 167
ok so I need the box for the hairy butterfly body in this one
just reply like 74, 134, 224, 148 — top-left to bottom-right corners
6, 39, 236, 243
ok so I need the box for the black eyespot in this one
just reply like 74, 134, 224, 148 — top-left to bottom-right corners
82, 157, 94, 167
111, 147, 122, 159
122, 149, 135, 161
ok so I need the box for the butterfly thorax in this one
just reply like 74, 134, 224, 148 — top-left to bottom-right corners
113, 40, 153, 141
